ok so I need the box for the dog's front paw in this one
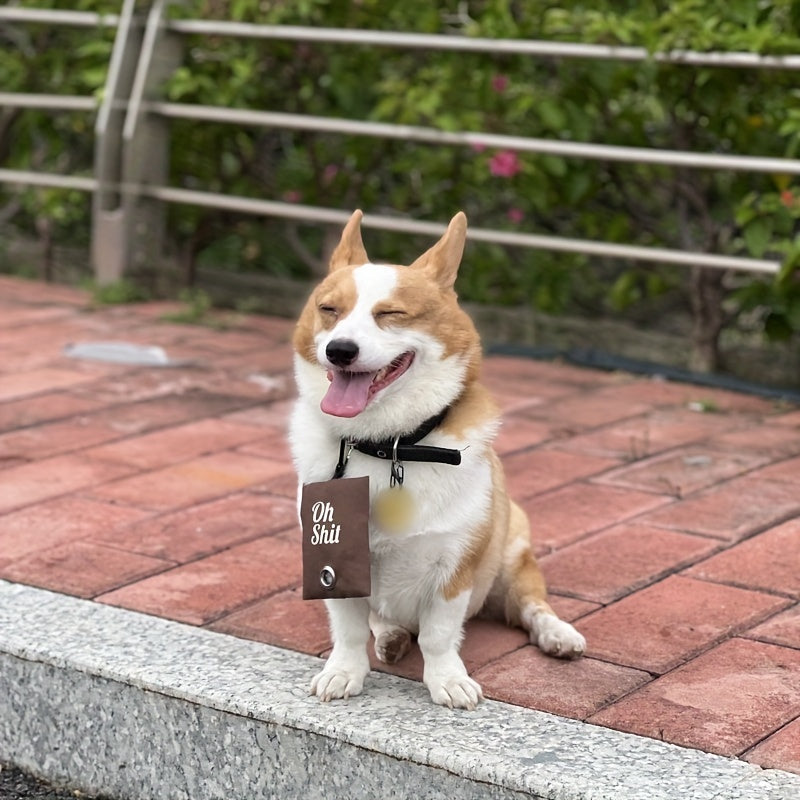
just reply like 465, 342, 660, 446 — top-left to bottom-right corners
534, 616, 586, 659
310, 664, 368, 701
425, 672, 484, 710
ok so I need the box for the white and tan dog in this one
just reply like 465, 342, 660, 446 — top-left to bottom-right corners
290, 210, 585, 710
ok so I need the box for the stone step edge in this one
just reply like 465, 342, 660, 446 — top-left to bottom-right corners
0, 581, 796, 800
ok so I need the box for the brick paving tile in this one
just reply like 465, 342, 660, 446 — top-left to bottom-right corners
684, 518, 800, 598
489, 381, 576, 414
773, 409, 800, 427
589, 638, 800, 757
93, 492, 297, 562
643, 473, 800, 541
235, 427, 293, 463
210, 587, 331, 656
98, 535, 299, 625
86, 418, 264, 470
502, 449, 619, 501
2, 540, 170, 599
0, 496, 149, 569
223, 405, 293, 429
751, 454, 800, 485
578, 575, 790, 674
0, 417, 127, 463
0, 455, 135, 515
0, 392, 105, 433
522, 483, 671, 552
83, 393, 255, 436
586, 378, 717, 408
473, 648, 650, 719
0, 276, 86, 305
708, 424, 800, 458
540, 524, 718, 604
0, 368, 97, 402
0, 306, 76, 328
520, 393, 651, 429
252, 471, 298, 500
552, 408, 748, 461
90, 451, 287, 512
547, 594, 602, 622
745, 717, 800, 775
481, 356, 620, 388
493, 415, 556, 454
668, 386, 774, 414
746, 603, 800, 649
593, 446, 768, 498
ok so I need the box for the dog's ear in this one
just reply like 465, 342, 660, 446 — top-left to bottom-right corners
328, 209, 369, 272
409, 212, 467, 289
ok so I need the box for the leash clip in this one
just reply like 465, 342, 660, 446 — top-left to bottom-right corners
390, 435, 404, 487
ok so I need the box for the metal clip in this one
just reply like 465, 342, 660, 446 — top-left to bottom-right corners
390, 435, 404, 488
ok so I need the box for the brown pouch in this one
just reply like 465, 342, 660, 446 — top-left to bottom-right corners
300, 476, 371, 600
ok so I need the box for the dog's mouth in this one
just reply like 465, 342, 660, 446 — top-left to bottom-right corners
321, 351, 415, 418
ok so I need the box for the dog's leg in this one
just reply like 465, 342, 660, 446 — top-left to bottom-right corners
369, 611, 412, 664
418, 591, 483, 710
311, 598, 371, 701
506, 502, 586, 659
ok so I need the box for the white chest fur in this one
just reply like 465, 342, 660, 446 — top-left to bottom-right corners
289, 397, 494, 629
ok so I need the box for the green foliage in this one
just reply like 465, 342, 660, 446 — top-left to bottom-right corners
88, 279, 150, 306
0, 0, 117, 242
3, 0, 800, 354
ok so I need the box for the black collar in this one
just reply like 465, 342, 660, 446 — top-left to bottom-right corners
332, 407, 461, 479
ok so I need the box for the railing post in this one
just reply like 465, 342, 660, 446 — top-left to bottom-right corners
121, 0, 182, 282
91, 0, 181, 286
91, 0, 142, 285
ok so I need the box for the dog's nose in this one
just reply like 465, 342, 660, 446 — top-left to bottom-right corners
326, 339, 359, 367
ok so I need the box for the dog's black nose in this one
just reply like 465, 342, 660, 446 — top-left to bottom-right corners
326, 339, 359, 367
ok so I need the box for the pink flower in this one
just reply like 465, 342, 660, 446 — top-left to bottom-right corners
322, 164, 339, 186
491, 74, 509, 93
470, 141, 487, 153
781, 189, 795, 208
507, 207, 524, 224
282, 190, 302, 203
489, 150, 521, 178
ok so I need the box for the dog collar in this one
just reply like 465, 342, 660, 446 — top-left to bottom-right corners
332, 407, 461, 479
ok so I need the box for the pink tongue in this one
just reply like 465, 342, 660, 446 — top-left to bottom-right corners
321, 371, 375, 417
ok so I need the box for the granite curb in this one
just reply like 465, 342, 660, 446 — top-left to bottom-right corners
1, 580, 797, 800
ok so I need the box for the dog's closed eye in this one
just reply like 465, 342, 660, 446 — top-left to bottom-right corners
375, 309, 407, 320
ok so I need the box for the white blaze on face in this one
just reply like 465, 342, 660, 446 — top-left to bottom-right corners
315, 264, 399, 370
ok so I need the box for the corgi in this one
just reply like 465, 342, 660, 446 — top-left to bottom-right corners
290, 210, 585, 710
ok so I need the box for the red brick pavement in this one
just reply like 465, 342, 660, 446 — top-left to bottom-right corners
1, 275, 799, 773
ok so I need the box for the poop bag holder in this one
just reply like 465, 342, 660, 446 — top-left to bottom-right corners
300, 476, 371, 599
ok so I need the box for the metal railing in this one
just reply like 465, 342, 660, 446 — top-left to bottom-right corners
0, 2, 796, 283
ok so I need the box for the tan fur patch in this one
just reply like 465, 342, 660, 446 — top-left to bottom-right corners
292, 268, 359, 364
440, 382, 499, 441
442, 450, 508, 601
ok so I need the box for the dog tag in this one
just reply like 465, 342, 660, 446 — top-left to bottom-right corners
373, 487, 416, 534
300, 476, 371, 600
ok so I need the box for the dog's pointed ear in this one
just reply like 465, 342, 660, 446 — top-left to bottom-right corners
328, 210, 369, 272
409, 212, 467, 289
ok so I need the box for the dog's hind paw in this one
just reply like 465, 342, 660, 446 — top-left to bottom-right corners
533, 616, 586, 659
374, 628, 412, 664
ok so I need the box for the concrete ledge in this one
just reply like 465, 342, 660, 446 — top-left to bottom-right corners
1, 580, 798, 800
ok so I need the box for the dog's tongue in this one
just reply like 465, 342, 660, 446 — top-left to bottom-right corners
321, 370, 375, 417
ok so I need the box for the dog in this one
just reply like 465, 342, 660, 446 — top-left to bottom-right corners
289, 210, 585, 709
